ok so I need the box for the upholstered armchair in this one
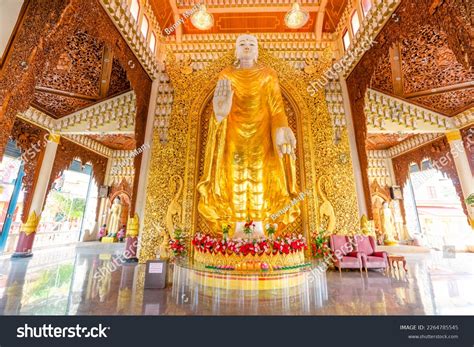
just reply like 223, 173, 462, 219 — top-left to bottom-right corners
354, 235, 388, 273
329, 235, 364, 273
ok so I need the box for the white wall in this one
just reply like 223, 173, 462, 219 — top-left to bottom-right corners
0, 0, 24, 59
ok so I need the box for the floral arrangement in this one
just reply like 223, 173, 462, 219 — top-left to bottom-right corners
221, 223, 231, 240
243, 219, 255, 235
310, 229, 331, 260
192, 232, 307, 256
169, 228, 187, 257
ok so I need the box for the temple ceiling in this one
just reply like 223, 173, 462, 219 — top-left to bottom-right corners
151, 0, 347, 35
366, 134, 414, 151
32, 30, 131, 119
88, 134, 137, 150
369, 25, 474, 118
365, 1, 473, 151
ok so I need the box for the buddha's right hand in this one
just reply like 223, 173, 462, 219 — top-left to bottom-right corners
213, 79, 233, 122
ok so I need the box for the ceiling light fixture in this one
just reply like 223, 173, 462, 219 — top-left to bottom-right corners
190, 5, 214, 31
285, 2, 309, 29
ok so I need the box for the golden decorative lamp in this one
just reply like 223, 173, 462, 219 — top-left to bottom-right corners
190, 5, 214, 31
284, 2, 309, 29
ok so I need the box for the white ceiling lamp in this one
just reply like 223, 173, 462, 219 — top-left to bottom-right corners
190, 4, 214, 31
285, 2, 309, 29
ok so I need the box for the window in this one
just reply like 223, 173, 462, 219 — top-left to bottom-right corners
342, 30, 351, 51
141, 15, 149, 39
351, 11, 360, 35
361, 0, 372, 16
130, 0, 140, 22
149, 32, 156, 53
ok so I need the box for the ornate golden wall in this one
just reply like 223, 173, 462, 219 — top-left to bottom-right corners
139, 48, 359, 262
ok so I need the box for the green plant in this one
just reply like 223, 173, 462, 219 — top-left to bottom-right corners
265, 223, 277, 238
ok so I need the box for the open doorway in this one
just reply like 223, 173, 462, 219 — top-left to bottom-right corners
406, 160, 473, 251
35, 160, 98, 248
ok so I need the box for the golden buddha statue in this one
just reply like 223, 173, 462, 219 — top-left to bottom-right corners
197, 34, 300, 238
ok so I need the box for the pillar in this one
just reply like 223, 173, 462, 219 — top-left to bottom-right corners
128, 78, 159, 260
339, 76, 368, 217
12, 134, 60, 257
134, 79, 159, 226
96, 157, 113, 235
446, 129, 474, 228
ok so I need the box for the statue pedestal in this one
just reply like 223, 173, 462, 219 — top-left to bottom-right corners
194, 250, 306, 271
192, 232, 308, 273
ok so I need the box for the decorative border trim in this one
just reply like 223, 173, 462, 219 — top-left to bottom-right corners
99, 0, 160, 78
167, 32, 331, 71
367, 149, 392, 186
56, 91, 136, 134
365, 89, 451, 132
452, 108, 474, 129
388, 133, 443, 158
64, 134, 113, 157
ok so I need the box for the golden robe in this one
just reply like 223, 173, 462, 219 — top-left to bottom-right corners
197, 65, 300, 233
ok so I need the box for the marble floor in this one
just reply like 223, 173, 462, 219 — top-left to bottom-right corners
0, 242, 473, 315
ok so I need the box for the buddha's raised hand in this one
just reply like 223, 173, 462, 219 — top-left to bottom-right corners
213, 79, 234, 122
275, 127, 297, 160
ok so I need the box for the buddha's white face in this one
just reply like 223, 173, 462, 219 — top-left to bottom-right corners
235, 35, 258, 61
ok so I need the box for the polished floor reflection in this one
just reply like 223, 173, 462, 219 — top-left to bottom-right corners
0, 242, 473, 315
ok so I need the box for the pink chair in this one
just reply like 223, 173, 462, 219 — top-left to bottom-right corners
329, 235, 364, 273
354, 235, 388, 273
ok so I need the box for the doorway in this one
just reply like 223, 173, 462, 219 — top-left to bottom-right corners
35, 160, 98, 248
406, 160, 473, 251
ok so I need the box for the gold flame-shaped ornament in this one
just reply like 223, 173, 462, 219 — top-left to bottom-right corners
21, 211, 40, 236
